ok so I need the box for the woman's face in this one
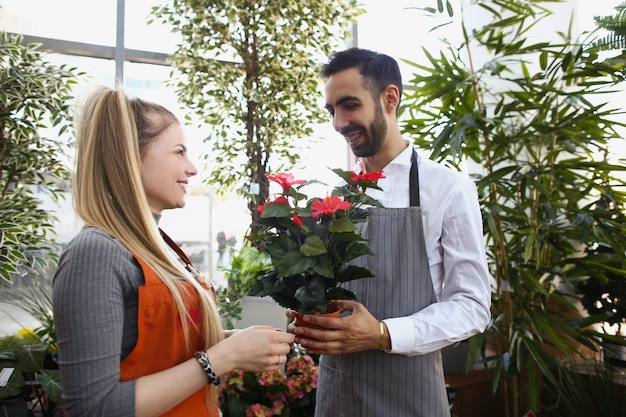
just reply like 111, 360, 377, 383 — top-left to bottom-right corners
140, 122, 198, 214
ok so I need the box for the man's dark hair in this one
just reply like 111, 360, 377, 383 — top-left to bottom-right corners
320, 47, 403, 101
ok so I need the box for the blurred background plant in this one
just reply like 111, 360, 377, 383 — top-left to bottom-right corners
216, 246, 273, 329
219, 344, 317, 417
401, 0, 626, 415
0, 281, 62, 416
0, 31, 81, 285
150, 0, 364, 236
546, 357, 626, 417
0, 325, 62, 417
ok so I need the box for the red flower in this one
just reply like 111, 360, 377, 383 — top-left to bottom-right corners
349, 170, 385, 183
310, 196, 352, 218
292, 214, 304, 227
268, 173, 306, 191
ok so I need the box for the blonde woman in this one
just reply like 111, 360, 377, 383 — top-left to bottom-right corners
52, 86, 294, 417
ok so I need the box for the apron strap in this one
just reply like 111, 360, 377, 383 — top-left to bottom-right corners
159, 228, 216, 296
410, 148, 420, 207
160, 228, 194, 267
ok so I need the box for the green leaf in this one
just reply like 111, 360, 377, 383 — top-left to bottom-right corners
326, 287, 356, 301
328, 218, 356, 233
15, 343, 48, 373
333, 265, 374, 284
38, 370, 64, 405
300, 235, 327, 256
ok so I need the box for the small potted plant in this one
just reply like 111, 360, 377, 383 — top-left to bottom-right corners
219, 345, 319, 417
247, 168, 385, 315
0, 327, 57, 417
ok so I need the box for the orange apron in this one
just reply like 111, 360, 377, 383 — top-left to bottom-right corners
119, 255, 218, 417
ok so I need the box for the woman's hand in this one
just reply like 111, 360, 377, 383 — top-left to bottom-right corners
208, 325, 295, 375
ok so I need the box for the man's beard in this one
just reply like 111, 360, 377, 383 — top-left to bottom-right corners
352, 102, 387, 158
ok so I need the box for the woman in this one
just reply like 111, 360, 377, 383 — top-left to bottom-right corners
52, 86, 294, 417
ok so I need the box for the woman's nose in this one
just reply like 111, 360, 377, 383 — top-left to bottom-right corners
186, 159, 198, 177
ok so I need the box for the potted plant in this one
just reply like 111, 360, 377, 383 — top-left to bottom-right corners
219, 345, 319, 417
0, 328, 58, 417
1, 283, 64, 416
215, 245, 273, 330
247, 168, 385, 315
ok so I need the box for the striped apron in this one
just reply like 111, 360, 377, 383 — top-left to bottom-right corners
315, 149, 450, 417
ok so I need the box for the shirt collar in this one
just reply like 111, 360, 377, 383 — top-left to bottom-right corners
387, 140, 413, 168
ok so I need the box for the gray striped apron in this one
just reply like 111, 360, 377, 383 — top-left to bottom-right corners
315, 149, 450, 417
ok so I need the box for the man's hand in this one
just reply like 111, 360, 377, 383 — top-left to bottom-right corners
286, 300, 390, 354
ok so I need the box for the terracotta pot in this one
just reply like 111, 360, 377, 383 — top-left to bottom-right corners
293, 308, 341, 329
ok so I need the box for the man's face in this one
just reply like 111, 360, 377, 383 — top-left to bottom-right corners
324, 67, 388, 158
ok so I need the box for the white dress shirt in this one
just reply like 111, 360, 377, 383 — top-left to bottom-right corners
361, 143, 492, 356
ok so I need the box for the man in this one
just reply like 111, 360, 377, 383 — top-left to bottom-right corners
287, 47, 492, 417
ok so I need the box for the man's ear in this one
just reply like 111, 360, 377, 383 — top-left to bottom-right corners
382, 85, 400, 113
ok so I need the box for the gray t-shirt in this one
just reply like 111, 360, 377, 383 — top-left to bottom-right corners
53, 226, 143, 417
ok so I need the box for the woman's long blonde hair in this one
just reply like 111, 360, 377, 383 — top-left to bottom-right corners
73, 86, 223, 404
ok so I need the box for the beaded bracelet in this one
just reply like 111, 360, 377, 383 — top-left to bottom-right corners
194, 351, 221, 386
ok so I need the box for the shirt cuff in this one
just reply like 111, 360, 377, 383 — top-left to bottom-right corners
383, 317, 416, 354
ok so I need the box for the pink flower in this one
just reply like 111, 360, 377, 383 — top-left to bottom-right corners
310, 196, 352, 218
245, 403, 275, 417
272, 399, 285, 415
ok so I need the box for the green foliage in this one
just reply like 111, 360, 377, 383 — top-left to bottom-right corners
575, 241, 626, 336
0, 339, 48, 398
0, 333, 40, 354
38, 369, 63, 405
401, 1, 626, 416
0, 397, 29, 417
0, 31, 81, 283
0, 264, 61, 411
150, 0, 364, 233
588, 1, 626, 53
216, 245, 273, 329
547, 358, 626, 417
247, 169, 384, 314
1, 283, 57, 350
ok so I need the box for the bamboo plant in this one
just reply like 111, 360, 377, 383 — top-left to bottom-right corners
402, 1, 626, 416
